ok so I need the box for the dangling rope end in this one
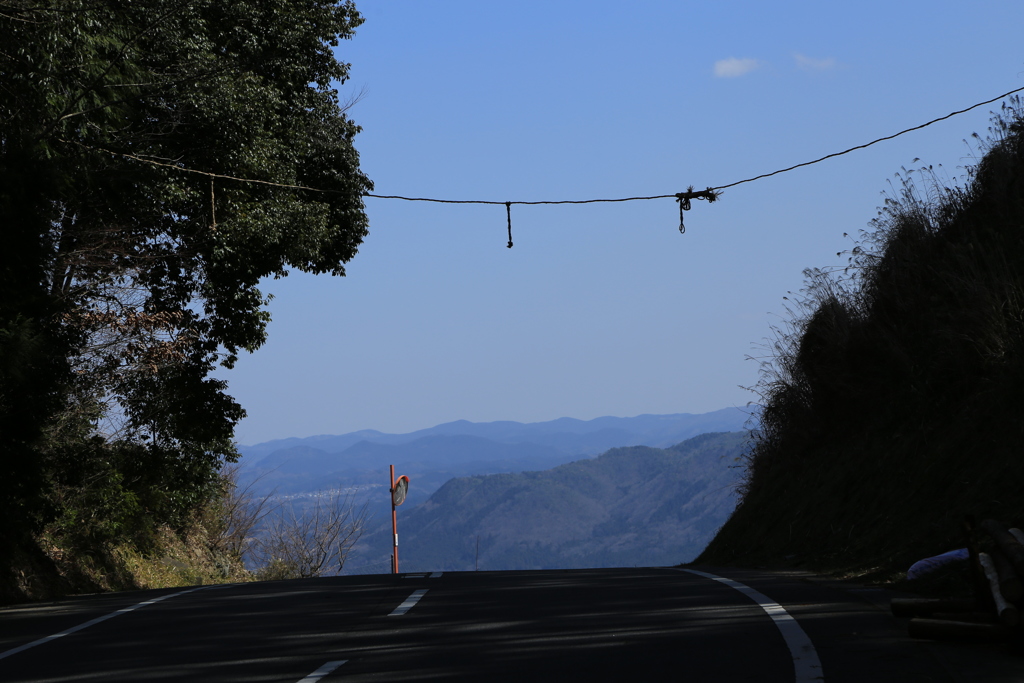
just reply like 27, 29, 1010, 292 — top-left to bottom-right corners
676, 192, 690, 234
505, 201, 513, 248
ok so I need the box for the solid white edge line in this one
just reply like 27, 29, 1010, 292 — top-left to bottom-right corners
296, 659, 348, 682
0, 585, 209, 661
677, 569, 824, 683
388, 589, 428, 616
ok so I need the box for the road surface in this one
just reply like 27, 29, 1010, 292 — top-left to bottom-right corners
0, 566, 1018, 681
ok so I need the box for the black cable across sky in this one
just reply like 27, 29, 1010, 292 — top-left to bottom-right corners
89, 85, 1024, 212
362, 85, 1024, 205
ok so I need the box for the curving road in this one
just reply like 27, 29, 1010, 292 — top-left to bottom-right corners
0, 566, 1015, 682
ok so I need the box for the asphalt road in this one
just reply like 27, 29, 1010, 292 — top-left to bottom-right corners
0, 566, 1019, 682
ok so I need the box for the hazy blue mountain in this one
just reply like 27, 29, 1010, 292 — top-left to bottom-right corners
239, 436, 582, 498
234, 408, 755, 514
246, 445, 339, 475
238, 407, 753, 470
235, 430, 387, 464
344, 431, 749, 574
330, 435, 567, 471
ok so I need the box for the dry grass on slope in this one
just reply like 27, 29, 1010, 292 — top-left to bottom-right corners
699, 99, 1024, 587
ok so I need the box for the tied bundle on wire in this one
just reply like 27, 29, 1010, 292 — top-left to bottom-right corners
675, 186, 721, 234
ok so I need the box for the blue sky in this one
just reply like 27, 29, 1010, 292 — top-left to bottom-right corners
222, 0, 1024, 445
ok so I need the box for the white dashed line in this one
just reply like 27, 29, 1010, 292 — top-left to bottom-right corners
429, 572, 443, 578
0, 586, 209, 661
388, 589, 428, 616
677, 569, 824, 682
296, 660, 347, 682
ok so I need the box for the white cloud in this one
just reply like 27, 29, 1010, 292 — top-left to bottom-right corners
794, 53, 837, 72
713, 57, 761, 78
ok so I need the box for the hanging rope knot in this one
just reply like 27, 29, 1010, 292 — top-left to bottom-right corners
505, 201, 513, 248
675, 186, 721, 234
676, 192, 691, 234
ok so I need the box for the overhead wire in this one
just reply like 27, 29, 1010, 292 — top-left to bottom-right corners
710, 85, 1024, 192
75, 84, 1024, 244
364, 85, 1024, 203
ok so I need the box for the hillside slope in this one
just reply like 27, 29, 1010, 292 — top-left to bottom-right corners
700, 100, 1024, 578
235, 409, 752, 500
348, 431, 748, 573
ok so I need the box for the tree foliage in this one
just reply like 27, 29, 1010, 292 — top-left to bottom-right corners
0, 0, 371, 594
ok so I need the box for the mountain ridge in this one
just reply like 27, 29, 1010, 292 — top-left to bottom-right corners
234, 408, 754, 501
238, 407, 753, 468
345, 431, 749, 574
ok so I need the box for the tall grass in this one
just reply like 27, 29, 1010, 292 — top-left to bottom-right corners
699, 98, 1024, 578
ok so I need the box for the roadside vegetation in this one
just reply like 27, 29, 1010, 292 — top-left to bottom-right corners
699, 99, 1024, 584
0, 0, 370, 603
10, 462, 367, 601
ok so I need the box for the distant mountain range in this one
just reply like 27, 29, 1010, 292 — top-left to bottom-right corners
345, 431, 749, 574
236, 408, 754, 503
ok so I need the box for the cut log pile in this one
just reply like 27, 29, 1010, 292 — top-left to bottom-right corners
892, 517, 1024, 643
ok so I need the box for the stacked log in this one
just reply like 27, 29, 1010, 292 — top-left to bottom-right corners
894, 518, 1024, 643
